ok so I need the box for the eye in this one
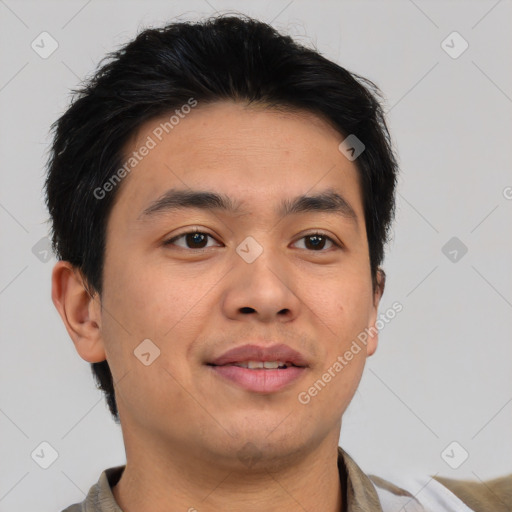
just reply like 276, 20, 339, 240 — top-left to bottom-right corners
293, 232, 340, 251
164, 231, 222, 250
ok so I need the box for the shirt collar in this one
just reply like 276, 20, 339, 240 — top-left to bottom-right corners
338, 446, 383, 511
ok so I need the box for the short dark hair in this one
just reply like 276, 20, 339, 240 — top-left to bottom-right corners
45, 14, 398, 422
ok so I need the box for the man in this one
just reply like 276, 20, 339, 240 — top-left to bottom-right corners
45, 14, 510, 512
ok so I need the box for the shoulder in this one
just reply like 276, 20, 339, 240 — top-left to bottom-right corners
433, 473, 512, 512
369, 472, 512, 512
59, 466, 125, 512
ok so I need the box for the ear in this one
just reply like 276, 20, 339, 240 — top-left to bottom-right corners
366, 268, 386, 357
51, 261, 106, 363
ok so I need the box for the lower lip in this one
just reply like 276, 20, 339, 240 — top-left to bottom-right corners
209, 365, 306, 393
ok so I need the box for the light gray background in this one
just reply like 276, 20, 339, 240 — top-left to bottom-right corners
1, 1, 511, 511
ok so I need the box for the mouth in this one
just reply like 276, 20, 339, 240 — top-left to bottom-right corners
206, 344, 309, 393
213, 360, 300, 370
207, 363, 307, 393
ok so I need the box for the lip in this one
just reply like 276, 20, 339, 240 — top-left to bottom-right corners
208, 343, 309, 367
209, 365, 306, 393
207, 343, 309, 394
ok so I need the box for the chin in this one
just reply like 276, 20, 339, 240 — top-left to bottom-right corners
203, 436, 306, 472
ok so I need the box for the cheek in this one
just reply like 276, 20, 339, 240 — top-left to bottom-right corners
101, 256, 206, 339
318, 273, 374, 340
99, 258, 208, 422
306, 274, 373, 393
99, 254, 226, 387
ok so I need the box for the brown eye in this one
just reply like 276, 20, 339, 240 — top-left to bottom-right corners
305, 234, 327, 250
293, 233, 338, 251
165, 231, 220, 249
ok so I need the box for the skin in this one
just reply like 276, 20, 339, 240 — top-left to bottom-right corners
52, 100, 384, 512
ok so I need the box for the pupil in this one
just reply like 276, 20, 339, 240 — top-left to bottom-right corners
306, 235, 325, 250
186, 233, 207, 248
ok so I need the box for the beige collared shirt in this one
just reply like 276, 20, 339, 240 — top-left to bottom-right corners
61, 446, 511, 511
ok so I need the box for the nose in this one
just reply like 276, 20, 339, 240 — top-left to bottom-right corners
221, 244, 302, 324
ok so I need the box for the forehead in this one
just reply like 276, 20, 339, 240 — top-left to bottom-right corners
112, 101, 363, 222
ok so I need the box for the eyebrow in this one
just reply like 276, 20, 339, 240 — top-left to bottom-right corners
139, 187, 358, 224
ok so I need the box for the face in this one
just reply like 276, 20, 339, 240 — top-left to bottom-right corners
95, 101, 382, 469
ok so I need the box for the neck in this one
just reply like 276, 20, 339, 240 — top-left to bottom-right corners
113, 431, 343, 512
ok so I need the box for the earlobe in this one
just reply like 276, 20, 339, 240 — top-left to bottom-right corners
366, 267, 386, 357
51, 261, 106, 363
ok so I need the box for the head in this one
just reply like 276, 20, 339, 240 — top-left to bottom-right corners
46, 15, 397, 467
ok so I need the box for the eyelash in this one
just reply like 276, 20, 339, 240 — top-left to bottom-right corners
163, 230, 342, 252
